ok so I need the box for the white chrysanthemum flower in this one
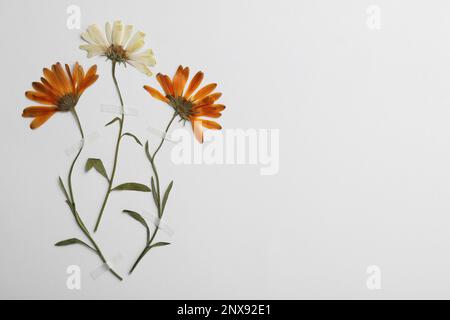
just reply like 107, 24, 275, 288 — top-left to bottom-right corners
79, 21, 156, 76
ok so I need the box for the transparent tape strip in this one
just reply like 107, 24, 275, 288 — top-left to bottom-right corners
64, 131, 101, 157
143, 210, 175, 237
90, 253, 123, 280
101, 104, 139, 116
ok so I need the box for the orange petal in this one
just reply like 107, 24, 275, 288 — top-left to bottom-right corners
72, 63, 80, 88
143, 85, 169, 103
40, 77, 60, 97
201, 119, 222, 130
194, 93, 222, 107
78, 74, 98, 95
32, 82, 57, 100
184, 71, 204, 99
25, 91, 57, 105
65, 64, 76, 93
29, 110, 57, 129
172, 65, 186, 97
52, 62, 71, 93
190, 117, 204, 143
76, 64, 85, 89
193, 104, 226, 112
191, 83, 217, 102
156, 73, 174, 96
22, 106, 58, 117
43, 68, 63, 95
193, 110, 222, 118
85, 64, 98, 79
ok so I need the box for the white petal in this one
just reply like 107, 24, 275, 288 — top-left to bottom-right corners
129, 49, 156, 66
79, 44, 105, 58
121, 25, 134, 46
112, 20, 124, 45
125, 31, 145, 53
81, 32, 95, 44
105, 22, 112, 45
127, 60, 153, 76
87, 24, 107, 46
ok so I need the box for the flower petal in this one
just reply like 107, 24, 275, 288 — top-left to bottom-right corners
105, 22, 112, 44
22, 106, 58, 117
125, 31, 145, 53
184, 71, 204, 99
121, 25, 134, 46
79, 44, 105, 58
112, 20, 124, 45
201, 119, 222, 130
87, 24, 107, 46
173, 66, 186, 97
156, 73, 174, 96
25, 91, 57, 105
143, 85, 169, 103
191, 83, 217, 102
127, 60, 153, 76
52, 62, 71, 93
128, 49, 156, 66
190, 117, 204, 143
29, 111, 57, 129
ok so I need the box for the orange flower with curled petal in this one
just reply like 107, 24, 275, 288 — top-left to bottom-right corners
144, 65, 225, 143
22, 62, 98, 129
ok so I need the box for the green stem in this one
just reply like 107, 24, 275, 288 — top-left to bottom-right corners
64, 110, 122, 281
94, 61, 125, 232
67, 109, 84, 207
129, 113, 177, 274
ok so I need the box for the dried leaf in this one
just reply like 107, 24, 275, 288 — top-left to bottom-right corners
85, 158, 109, 181
112, 182, 151, 192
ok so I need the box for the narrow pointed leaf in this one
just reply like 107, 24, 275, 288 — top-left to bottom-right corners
150, 177, 160, 210
85, 158, 109, 180
55, 238, 95, 251
161, 181, 174, 214
122, 132, 143, 146
123, 210, 150, 243
58, 176, 70, 201
145, 141, 153, 162
112, 182, 151, 192
105, 117, 121, 127
148, 242, 170, 249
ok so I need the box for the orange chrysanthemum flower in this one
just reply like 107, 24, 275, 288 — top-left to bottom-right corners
22, 62, 98, 129
144, 65, 225, 143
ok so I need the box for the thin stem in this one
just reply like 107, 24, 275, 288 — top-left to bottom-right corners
94, 61, 125, 232
64, 110, 122, 281
129, 113, 177, 274
152, 112, 177, 161
68, 110, 84, 207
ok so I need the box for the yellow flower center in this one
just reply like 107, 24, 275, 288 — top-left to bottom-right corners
57, 94, 78, 111
105, 45, 128, 63
168, 96, 194, 120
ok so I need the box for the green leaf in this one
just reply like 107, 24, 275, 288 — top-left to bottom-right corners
85, 158, 109, 180
55, 238, 95, 252
145, 141, 153, 162
112, 182, 151, 192
58, 176, 70, 201
122, 132, 143, 146
161, 181, 174, 214
148, 242, 170, 249
123, 210, 150, 243
150, 177, 160, 210
105, 117, 121, 127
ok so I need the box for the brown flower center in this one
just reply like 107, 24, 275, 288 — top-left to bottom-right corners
105, 45, 128, 63
57, 94, 78, 111
168, 96, 194, 120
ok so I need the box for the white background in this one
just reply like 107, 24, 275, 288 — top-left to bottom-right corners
2, 0, 450, 299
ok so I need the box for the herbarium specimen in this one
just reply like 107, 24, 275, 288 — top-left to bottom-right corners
22, 20, 225, 281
